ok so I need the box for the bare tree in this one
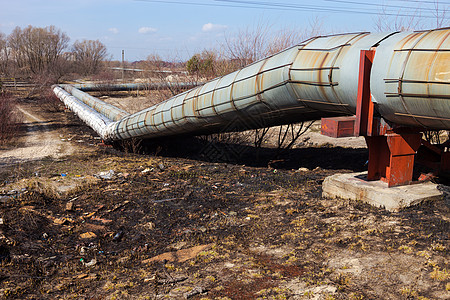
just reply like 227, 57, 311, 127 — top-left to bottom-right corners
267, 18, 323, 55
375, 6, 422, 31
223, 22, 271, 68
7, 27, 26, 77
223, 19, 323, 69
142, 53, 195, 106
0, 32, 8, 76
7, 25, 69, 81
145, 53, 178, 100
375, 0, 448, 31
72, 39, 108, 75
432, 0, 449, 28
217, 20, 324, 153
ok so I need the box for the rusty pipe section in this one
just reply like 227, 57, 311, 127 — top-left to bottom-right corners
54, 28, 449, 142
371, 28, 450, 129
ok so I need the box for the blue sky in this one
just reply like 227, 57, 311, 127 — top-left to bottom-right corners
0, 0, 448, 61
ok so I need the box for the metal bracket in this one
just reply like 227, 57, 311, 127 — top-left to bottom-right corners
321, 49, 429, 187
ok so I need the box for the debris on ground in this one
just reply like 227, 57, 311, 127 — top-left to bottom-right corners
94, 169, 115, 180
142, 244, 214, 264
0, 98, 448, 299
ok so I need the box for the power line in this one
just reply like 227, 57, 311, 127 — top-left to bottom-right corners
134, 0, 446, 18
218, 0, 407, 13
215, 0, 445, 18
134, 0, 279, 11
324, 0, 444, 12
392, 0, 450, 4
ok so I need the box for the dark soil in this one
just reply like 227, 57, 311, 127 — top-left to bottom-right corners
0, 97, 448, 299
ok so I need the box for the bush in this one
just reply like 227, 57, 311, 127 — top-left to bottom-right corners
186, 51, 216, 79
40, 89, 64, 113
0, 93, 20, 144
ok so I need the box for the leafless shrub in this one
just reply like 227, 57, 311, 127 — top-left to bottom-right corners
375, 6, 422, 32
119, 137, 142, 154
0, 92, 20, 144
222, 19, 323, 68
374, 0, 448, 31
26, 73, 59, 98
432, 0, 448, 28
275, 122, 315, 152
144, 53, 195, 105
93, 70, 115, 83
223, 22, 271, 68
92, 70, 116, 95
203, 130, 252, 146
40, 88, 63, 113
217, 20, 323, 151
253, 127, 270, 149
72, 39, 108, 75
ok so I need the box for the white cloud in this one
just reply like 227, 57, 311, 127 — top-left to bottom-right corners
108, 27, 119, 34
138, 26, 157, 34
202, 23, 227, 32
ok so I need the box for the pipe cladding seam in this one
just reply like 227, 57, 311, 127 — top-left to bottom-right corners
53, 29, 450, 142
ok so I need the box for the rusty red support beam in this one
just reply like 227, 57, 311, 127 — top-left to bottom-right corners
355, 49, 376, 137
321, 48, 431, 187
417, 139, 450, 177
366, 132, 422, 187
321, 116, 356, 138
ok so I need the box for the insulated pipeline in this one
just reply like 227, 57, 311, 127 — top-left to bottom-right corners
54, 28, 450, 142
72, 82, 199, 92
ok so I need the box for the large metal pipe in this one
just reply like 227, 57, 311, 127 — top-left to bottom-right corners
54, 28, 449, 142
61, 84, 130, 121
53, 86, 113, 135
371, 29, 449, 129
72, 82, 199, 92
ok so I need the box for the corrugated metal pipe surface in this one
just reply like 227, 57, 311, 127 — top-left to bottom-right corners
54, 28, 449, 142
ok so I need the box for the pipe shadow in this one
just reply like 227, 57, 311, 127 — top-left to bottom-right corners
132, 136, 369, 172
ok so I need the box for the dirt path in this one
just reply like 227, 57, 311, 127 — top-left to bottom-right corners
0, 105, 74, 168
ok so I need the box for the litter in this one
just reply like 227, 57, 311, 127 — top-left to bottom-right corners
83, 258, 97, 267
94, 170, 115, 180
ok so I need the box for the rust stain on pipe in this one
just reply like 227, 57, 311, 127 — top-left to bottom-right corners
54, 29, 450, 142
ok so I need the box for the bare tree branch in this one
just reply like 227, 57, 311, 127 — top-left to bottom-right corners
72, 39, 108, 75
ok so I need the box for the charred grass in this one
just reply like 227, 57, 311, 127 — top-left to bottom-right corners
0, 147, 448, 299
0, 100, 448, 299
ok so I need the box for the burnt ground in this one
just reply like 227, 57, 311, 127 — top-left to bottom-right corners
0, 97, 449, 299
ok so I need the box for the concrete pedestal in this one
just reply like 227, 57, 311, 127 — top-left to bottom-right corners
322, 172, 443, 211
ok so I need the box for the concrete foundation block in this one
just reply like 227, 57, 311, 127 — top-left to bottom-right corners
322, 172, 443, 211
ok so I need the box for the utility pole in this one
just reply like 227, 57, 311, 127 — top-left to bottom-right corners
121, 50, 125, 82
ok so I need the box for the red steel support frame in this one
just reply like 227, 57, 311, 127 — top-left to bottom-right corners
364, 133, 422, 187
355, 50, 422, 187
322, 49, 424, 187
354, 50, 376, 137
